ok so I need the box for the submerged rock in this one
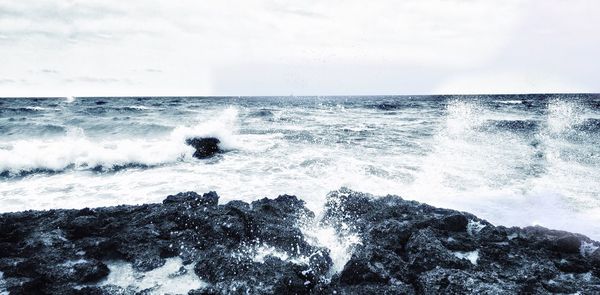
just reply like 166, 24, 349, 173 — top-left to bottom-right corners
0, 188, 599, 294
185, 137, 222, 159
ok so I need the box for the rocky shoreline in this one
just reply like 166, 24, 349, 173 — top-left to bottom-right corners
1, 188, 599, 294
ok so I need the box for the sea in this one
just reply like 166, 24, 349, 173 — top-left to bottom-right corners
1, 94, 599, 239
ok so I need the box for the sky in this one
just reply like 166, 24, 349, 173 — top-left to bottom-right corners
0, 0, 599, 97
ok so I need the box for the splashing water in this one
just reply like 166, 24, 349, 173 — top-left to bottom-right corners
1, 95, 599, 241
99, 257, 205, 294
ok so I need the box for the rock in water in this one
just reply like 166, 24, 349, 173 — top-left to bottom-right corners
186, 137, 221, 159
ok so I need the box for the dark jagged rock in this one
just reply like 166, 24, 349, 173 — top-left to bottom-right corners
322, 188, 600, 294
0, 188, 599, 294
163, 191, 219, 207
185, 137, 222, 159
0, 191, 330, 294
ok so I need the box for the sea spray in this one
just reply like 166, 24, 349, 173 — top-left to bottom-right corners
1, 95, 599, 242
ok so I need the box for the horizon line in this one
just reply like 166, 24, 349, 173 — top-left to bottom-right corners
1, 92, 599, 99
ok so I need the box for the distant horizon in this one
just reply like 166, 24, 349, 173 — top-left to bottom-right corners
1, 92, 600, 99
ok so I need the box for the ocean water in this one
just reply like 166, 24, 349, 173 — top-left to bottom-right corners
1, 95, 600, 239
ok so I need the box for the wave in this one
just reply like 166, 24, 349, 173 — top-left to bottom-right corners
573, 118, 600, 133
73, 105, 159, 116
0, 108, 241, 177
370, 103, 404, 110
0, 123, 67, 137
248, 109, 275, 118
494, 100, 522, 104
366, 101, 421, 111
0, 107, 48, 115
480, 119, 540, 133
547, 99, 586, 133
118, 105, 156, 111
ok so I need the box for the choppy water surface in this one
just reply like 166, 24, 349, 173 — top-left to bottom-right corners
1, 95, 600, 238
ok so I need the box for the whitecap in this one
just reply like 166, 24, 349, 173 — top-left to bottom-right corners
0, 107, 244, 175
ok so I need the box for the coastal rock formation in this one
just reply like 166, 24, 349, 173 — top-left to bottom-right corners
0, 189, 599, 294
185, 137, 222, 159
322, 189, 600, 294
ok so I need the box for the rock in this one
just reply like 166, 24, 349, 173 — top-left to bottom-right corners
339, 255, 389, 284
185, 137, 222, 159
0, 191, 332, 294
194, 247, 330, 294
591, 248, 600, 268
326, 284, 416, 295
553, 234, 582, 254
163, 191, 203, 204
437, 213, 468, 232
73, 259, 110, 283
554, 257, 590, 273
322, 188, 600, 294
67, 215, 103, 239
416, 268, 519, 294
163, 191, 219, 207
368, 220, 411, 254
405, 228, 470, 272
0, 189, 599, 294
188, 286, 220, 295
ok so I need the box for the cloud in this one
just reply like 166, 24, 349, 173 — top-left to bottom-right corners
40, 69, 59, 74
0, 78, 16, 84
63, 77, 131, 84
0, 0, 598, 96
266, 2, 326, 19
433, 71, 592, 95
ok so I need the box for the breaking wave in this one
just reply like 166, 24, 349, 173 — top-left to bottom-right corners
1, 95, 600, 241
0, 108, 241, 177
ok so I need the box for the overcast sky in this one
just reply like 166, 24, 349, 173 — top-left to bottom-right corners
1, 0, 599, 97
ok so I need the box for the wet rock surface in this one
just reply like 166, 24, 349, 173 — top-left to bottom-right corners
322, 189, 600, 294
0, 188, 598, 294
185, 137, 222, 159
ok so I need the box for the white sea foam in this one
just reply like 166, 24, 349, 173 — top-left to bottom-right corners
124, 105, 154, 110
170, 106, 242, 151
580, 241, 599, 257
23, 106, 47, 111
547, 99, 585, 133
445, 100, 484, 135
467, 220, 486, 236
1, 98, 599, 243
453, 250, 479, 265
0, 271, 7, 295
61, 259, 88, 267
238, 244, 310, 265
0, 107, 243, 174
496, 100, 522, 104
250, 245, 296, 264
0, 133, 193, 173
99, 257, 204, 294
301, 221, 361, 275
